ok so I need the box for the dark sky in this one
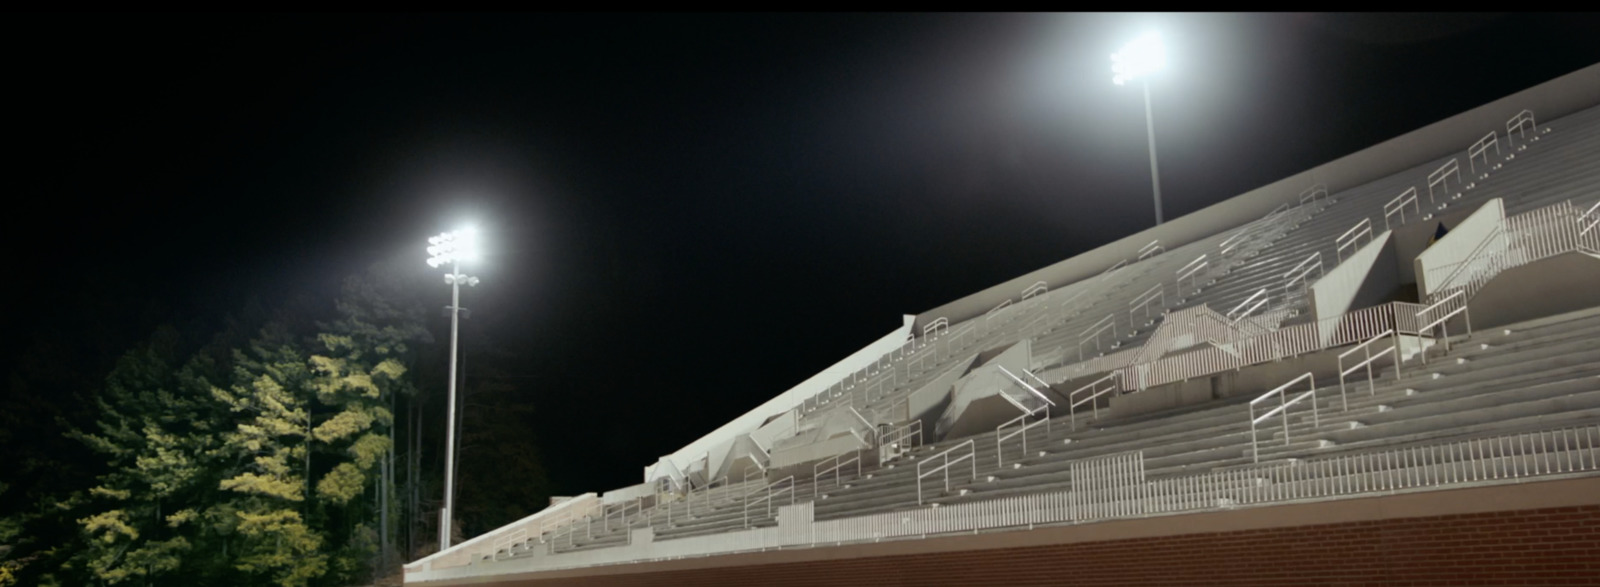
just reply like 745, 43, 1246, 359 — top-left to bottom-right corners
8, 13, 1600, 495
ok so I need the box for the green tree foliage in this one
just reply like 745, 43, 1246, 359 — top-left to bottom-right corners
69, 325, 232, 584
4, 258, 533, 587
212, 323, 330, 586
306, 262, 431, 579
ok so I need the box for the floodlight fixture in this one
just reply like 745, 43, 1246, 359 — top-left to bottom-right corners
1111, 32, 1166, 86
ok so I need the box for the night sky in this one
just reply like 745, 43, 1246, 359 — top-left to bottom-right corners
9, 13, 1600, 496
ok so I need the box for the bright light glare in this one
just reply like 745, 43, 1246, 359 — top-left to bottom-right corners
424, 226, 483, 267
1111, 32, 1166, 86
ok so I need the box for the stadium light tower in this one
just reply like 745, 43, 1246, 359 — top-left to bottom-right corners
426, 226, 480, 550
1112, 31, 1168, 226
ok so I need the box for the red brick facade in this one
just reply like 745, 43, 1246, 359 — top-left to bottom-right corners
515, 504, 1600, 586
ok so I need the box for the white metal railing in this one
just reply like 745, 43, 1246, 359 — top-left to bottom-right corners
1506, 109, 1537, 145
998, 365, 1055, 408
1139, 239, 1164, 260
1337, 329, 1400, 411
1101, 259, 1129, 278
742, 476, 794, 528
1249, 372, 1317, 463
1428, 224, 1507, 302
1078, 313, 1119, 360
1176, 254, 1209, 297
1335, 218, 1373, 263
441, 493, 602, 566
916, 439, 976, 505
986, 299, 1014, 322
813, 449, 862, 499
1468, 131, 1500, 175
996, 402, 1050, 469
1128, 283, 1165, 324
1226, 288, 1270, 324
410, 424, 1600, 576
1583, 201, 1600, 237
685, 476, 739, 520
1283, 252, 1323, 300
1384, 187, 1420, 230
1022, 280, 1049, 301
923, 317, 948, 338
1299, 184, 1329, 206
1057, 300, 1424, 396
1427, 158, 1461, 202
879, 420, 923, 462
1068, 372, 1119, 429
1416, 290, 1472, 363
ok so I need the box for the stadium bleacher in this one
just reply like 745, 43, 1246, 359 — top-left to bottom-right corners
405, 69, 1600, 586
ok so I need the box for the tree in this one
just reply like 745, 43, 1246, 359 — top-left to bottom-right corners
307, 261, 430, 580
212, 322, 328, 587
70, 326, 226, 585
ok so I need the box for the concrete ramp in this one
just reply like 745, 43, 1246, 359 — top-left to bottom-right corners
935, 340, 1043, 439
1466, 250, 1600, 330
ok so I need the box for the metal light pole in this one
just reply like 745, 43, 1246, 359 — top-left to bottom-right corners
426, 227, 480, 550
1113, 32, 1168, 226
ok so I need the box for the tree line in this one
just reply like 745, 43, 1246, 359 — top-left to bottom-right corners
1, 259, 550, 586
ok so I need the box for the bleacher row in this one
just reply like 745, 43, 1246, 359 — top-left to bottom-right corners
479, 103, 1600, 563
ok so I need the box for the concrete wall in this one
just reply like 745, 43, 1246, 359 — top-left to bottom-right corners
1416, 199, 1505, 297
1311, 230, 1398, 325
1466, 251, 1600, 330
1391, 205, 1483, 289
915, 63, 1600, 332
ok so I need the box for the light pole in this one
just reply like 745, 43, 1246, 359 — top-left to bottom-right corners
1112, 31, 1168, 226
426, 226, 480, 550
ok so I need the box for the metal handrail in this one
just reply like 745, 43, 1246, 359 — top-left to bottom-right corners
1429, 225, 1506, 301
1128, 283, 1165, 323
1021, 367, 1055, 396
742, 476, 794, 528
1506, 109, 1537, 143
915, 439, 976, 505
813, 449, 862, 499
1021, 280, 1049, 301
996, 403, 1050, 469
1427, 158, 1461, 202
997, 365, 1055, 407
685, 475, 731, 519
1248, 372, 1317, 463
1098, 259, 1129, 282
879, 419, 923, 458
1468, 131, 1500, 174
1068, 371, 1120, 429
923, 316, 949, 338
1337, 329, 1400, 411
1384, 187, 1420, 230
1580, 201, 1599, 237
847, 406, 876, 442
986, 298, 1013, 319
1226, 288, 1270, 324
1283, 252, 1323, 300
1415, 290, 1472, 363
1299, 184, 1328, 206
1335, 218, 1373, 263
1138, 239, 1164, 260
1078, 313, 1118, 360
1176, 254, 1209, 295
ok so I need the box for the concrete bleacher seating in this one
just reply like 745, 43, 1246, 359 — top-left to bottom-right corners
428, 97, 1600, 576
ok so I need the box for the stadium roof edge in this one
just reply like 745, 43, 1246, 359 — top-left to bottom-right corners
913, 61, 1600, 333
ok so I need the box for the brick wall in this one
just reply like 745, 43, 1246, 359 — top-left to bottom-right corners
513, 504, 1600, 586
